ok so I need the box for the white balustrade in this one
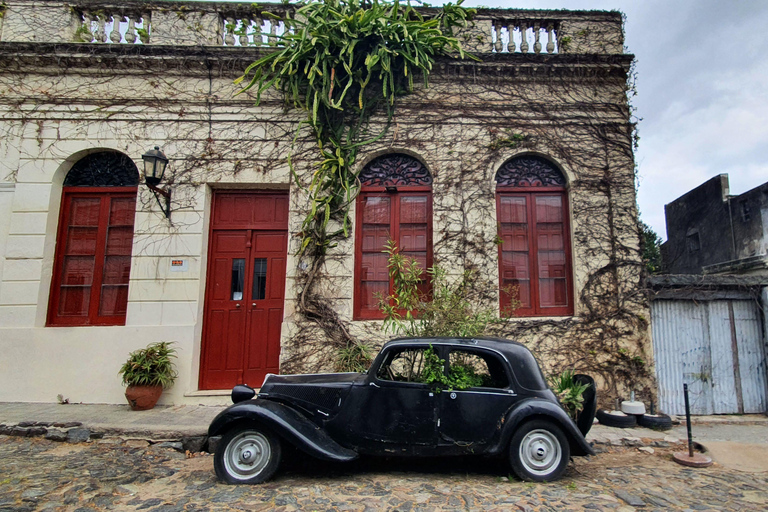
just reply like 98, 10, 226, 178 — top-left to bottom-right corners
79, 11, 148, 44
221, 15, 289, 47
491, 20, 558, 54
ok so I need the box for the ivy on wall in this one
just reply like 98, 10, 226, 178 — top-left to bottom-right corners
237, 0, 475, 369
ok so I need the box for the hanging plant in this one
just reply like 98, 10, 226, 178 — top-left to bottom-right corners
236, 0, 475, 371
237, 0, 475, 256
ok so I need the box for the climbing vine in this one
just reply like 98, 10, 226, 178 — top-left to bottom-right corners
238, 0, 474, 255
0, 2, 654, 405
237, 0, 475, 368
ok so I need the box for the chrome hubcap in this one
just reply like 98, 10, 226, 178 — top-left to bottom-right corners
519, 429, 562, 477
224, 431, 271, 481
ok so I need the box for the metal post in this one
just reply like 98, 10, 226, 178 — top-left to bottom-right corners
683, 383, 693, 458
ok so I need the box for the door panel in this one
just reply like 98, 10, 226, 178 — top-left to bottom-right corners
244, 232, 288, 386
352, 383, 437, 447
200, 231, 250, 389
438, 348, 514, 450
652, 299, 767, 415
439, 390, 512, 448
200, 192, 288, 390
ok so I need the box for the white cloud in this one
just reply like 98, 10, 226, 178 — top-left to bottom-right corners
457, 0, 768, 239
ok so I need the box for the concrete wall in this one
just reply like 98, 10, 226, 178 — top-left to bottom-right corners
663, 174, 768, 275
663, 175, 733, 274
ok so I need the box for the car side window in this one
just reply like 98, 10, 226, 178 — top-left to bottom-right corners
448, 350, 510, 389
377, 348, 433, 384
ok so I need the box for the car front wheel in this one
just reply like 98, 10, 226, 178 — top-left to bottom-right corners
509, 420, 570, 482
214, 425, 282, 484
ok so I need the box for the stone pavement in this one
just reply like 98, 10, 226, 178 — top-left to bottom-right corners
0, 403, 226, 439
1, 402, 768, 510
2, 402, 768, 470
1, 435, 767, 511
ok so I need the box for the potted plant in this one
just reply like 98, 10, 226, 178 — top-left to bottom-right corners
119, 341, 178, 410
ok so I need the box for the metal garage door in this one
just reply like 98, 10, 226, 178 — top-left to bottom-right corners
651, 299, 767, 415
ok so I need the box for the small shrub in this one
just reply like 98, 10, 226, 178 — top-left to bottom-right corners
549, 370, 590, 419
335, 341, 373, 373
378, 240, 514, 338
119, 341, 178, 389
420, 345, 484, 391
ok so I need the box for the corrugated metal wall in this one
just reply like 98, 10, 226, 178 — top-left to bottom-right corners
651, 299, 767, 415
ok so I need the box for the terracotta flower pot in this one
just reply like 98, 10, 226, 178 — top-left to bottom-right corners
125, 385, 163, 411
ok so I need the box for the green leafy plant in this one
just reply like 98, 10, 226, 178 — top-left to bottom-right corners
235, 0, 475, 373
335, 340, 373, 372
118, 341, 178, 389
419, 345, 483, 391
549, 369, 590, 419
640, 220, 662, 274
74, 23, 93, 42
378, 240, 514, 337
237, 0, 475, 258
136, 27, 150, 43
488, 130, 530, 151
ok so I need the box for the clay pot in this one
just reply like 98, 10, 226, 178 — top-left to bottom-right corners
125, 385, 163, 411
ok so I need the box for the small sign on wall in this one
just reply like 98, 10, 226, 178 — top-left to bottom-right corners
170, 259, 189, 272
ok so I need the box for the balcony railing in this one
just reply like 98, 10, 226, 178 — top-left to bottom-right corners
0, 1, 624, 55
491, 20, 559, 54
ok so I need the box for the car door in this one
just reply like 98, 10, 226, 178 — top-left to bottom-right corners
437, 347, 516, 451
344, 346, 438, 452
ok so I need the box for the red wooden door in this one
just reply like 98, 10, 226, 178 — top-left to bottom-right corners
199, 192, 288, 390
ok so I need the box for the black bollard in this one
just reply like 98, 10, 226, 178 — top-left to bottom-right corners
683, 383, 693, 457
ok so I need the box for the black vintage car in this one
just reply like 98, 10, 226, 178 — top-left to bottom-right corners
208, 337, 596, 483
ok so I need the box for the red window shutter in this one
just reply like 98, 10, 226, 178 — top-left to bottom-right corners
355, 190, 432, 320
358, 195, 392, 318
497, 191, 572, 317
48, 188, 137, 326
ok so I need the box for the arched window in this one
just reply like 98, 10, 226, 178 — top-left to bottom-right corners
47, 151, 139, 326
354, 154, 433, 319
496, 155, 573, 317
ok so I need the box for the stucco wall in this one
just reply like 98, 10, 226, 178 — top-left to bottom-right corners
0, 1, 650, 405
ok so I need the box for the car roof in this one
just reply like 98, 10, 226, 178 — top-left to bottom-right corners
384, 336, 529, 357
381, 336, 548, 391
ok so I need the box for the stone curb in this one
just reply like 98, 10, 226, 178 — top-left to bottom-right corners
590, 434, 687, 452
0, 422, 210, 453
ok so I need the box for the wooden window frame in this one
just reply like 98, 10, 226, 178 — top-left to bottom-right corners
47, 186, 137, 326
354, 185, 433, 320
496, 186, 574, 317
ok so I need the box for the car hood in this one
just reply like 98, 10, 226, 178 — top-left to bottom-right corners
259, 372, 366, 416
262, 372, 366, 387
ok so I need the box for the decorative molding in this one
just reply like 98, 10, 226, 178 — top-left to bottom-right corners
359, 154, 432, 187
64, 151, 139, 187
495, 155, 565, 187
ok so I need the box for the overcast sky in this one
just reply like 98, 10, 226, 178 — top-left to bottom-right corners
455, 0, 768, 240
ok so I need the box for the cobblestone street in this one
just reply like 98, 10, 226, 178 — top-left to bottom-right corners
1, 436, 766, 512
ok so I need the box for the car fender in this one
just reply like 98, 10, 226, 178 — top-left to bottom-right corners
491, 398, 595, 456
208, 399, 358, 462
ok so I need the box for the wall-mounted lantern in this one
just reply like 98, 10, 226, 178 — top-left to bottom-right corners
141, 146, 171, 218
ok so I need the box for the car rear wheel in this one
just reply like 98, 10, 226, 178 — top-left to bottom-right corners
509, 420, 570, 482
214, 425, 282, 484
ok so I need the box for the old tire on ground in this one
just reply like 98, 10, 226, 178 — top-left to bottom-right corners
595, 409, 637, 428
637, 413, 673, 431
214, 425, 282, 484
509, 420, 570, 482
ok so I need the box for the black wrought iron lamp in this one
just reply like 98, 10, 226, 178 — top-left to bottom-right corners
141, 146, 171, 218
